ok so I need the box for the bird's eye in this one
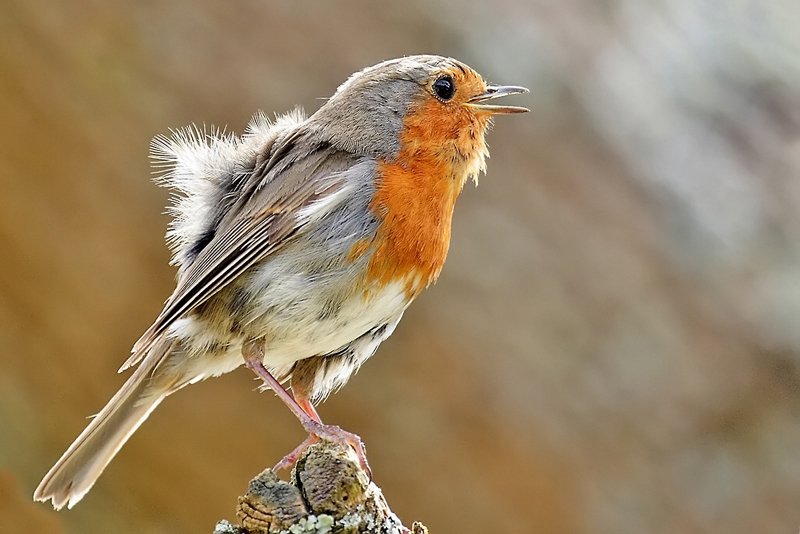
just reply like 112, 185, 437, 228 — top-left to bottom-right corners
432, 75, 456, 101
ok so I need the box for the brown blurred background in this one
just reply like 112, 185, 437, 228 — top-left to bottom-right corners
2, 0, 800, 533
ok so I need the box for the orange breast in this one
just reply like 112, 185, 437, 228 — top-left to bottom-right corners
363, 98, 490, 297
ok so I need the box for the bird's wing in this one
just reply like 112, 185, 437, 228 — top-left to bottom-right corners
122, 128, 360, 371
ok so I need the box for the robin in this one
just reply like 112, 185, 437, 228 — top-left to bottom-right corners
34, 55, 528, 509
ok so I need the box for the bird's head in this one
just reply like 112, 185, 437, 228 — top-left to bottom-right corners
309, 55, 528, 176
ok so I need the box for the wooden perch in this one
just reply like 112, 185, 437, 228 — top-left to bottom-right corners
213, 441, 429, 534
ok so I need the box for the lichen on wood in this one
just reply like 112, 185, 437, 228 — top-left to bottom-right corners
213, 441, 428, 534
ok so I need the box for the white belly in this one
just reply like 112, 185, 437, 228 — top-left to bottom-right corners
248, 276, 410, 367
167, 271, 411, 381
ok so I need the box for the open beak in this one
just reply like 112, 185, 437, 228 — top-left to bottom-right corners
465, 85, 529, 114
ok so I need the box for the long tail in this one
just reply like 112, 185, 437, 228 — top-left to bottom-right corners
34, 340, 181, 509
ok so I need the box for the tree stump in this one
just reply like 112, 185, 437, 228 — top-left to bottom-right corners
213, 441, 428, 534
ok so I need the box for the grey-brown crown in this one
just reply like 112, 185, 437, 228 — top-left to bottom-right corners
307, 55, 468, 159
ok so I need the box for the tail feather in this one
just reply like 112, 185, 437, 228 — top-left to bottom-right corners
34, 341, 178, 509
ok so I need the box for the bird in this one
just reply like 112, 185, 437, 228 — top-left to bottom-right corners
33, 55, 528, 510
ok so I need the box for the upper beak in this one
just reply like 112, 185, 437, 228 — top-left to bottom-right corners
466, 85, 529, 114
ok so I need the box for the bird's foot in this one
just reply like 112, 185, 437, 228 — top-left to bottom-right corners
273, 433, 319, 472
274, 421, 372, 479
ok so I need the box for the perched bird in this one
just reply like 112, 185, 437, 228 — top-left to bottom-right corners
34, 55, 528, 509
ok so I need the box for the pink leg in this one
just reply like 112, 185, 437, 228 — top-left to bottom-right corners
242, 340, 371, 478
297, 397, 322, 423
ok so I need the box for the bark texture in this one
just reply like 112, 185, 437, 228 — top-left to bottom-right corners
213, 442, 427, 534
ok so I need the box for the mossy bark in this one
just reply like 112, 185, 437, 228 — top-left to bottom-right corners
213, 441, 428, 534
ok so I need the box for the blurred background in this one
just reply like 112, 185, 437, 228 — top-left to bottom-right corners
2, 0, 799, 532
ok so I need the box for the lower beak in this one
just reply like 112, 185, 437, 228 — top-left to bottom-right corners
465, 85, 529, 114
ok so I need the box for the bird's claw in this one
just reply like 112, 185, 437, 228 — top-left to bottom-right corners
273, 422, 372, 480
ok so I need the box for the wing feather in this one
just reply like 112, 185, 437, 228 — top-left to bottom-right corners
121, 128, 357, 371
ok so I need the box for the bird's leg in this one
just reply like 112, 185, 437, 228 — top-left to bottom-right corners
242, 339, 313, 423
242, 340, 372, 478
296, 396, 322, 423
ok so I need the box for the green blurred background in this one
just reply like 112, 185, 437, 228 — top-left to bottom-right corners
2, 1, 799, 533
